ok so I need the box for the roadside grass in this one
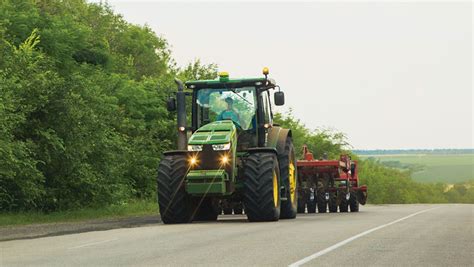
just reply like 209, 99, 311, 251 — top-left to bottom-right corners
360, 154, 474, 183
0, 200, 158, 227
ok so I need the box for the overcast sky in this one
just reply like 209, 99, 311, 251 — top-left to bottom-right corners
93, 1, 472, 149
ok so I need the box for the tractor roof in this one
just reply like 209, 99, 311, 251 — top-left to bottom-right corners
185, 73, 276, 89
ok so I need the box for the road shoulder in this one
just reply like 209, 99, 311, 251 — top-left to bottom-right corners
0, 215, 161, 241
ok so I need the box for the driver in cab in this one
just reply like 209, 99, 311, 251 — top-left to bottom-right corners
217, 97, 242, 127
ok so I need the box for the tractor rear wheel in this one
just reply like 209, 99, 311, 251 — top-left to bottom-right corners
279, 137, 298, 219
328, 192, 338, 213
243, 153, 281, 222
157, 155, 192, 224
349, 193, 359, 212
317, 192, 327, 213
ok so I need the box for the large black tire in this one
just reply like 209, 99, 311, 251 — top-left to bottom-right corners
243, 153, 281, 222
193, 198, 219, 221
317, 191, 327, 213
157, 155, 192, 224
349, 193, 359, 212
307, 195, 316, 213
339, 196, 349, 212
297, 196, 306, 213
279, 137, 298, 219
328, 192, 338, 213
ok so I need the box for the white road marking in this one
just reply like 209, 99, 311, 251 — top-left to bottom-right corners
288, 207, 439, 267
68, 238, 118, 249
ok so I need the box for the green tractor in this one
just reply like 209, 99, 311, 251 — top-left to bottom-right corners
157, 68, 297, 223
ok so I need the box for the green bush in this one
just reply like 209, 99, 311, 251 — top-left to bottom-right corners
0, 0, 216, 211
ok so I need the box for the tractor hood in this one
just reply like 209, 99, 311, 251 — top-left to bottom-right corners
188, 121, 236, 145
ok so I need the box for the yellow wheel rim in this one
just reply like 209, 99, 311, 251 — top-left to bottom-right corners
289, 160, 296, 203
273, 170, 278, 207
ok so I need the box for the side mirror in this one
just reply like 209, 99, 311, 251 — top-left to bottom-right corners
167, 97, 176, 111
274, 91, 285, 106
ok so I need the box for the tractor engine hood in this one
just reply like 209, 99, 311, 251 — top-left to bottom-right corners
188, 120, 237, 145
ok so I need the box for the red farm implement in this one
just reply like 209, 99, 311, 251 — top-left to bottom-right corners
296, 145, 367, 213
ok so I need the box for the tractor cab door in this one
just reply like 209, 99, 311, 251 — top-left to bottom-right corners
257, 90, 273, 147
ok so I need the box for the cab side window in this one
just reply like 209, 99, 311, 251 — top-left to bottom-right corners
261, 91, 272, 125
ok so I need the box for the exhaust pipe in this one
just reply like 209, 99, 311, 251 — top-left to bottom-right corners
175, 78, 187, 150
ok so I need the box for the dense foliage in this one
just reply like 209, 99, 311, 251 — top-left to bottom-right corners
0, 0, 216, 211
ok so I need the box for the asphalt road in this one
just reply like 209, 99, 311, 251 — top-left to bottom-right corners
1, 204, 473, 266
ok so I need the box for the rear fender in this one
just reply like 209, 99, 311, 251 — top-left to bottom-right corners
246, 147, 278, 155
266, 126, 292, 155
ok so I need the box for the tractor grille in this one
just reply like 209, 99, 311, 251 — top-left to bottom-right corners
190, 145, 232, 174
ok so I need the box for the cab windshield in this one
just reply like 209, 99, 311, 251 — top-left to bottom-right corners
196, 87, 257, 130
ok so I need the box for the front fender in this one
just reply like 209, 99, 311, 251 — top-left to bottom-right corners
163, 150, 189, 157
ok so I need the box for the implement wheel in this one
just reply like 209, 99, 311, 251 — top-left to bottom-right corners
157, 155, 192, 224
349, 193, 359, 212
339, 195, 349, 213
328, 192, 338, 213
297, 196, 306, 213
317, 192, 327, 213
243, 153, 281, 222
307, 196, 316, 213
279, 137, 298, 219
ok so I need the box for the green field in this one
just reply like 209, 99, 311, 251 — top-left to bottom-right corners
360, 154, 474, 183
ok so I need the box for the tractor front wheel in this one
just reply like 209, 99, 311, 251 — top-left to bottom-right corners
157, 155, 192, 224
243, 153, 281, 222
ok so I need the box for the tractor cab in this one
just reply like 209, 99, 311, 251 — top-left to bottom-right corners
168, 69, 285, 150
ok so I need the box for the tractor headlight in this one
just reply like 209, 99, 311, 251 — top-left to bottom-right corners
187, 145, 203, 151
189, 155, 198, 166
212, 143, 231, 151
220, 155, 230, 165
